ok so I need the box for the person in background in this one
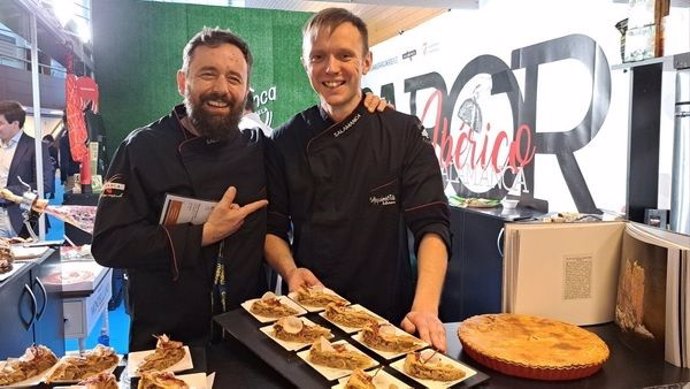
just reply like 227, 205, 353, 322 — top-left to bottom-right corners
91, 27, 270, 352
58, 114, 81, 191
0, 100, 54, 238
239, 89, 273, 137
42, 134, 58, 199
264, 8, 451, 352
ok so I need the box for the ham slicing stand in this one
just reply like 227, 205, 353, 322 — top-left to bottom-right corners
0, 178, 49, 240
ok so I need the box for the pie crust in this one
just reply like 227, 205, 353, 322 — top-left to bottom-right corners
458, 313, 609, 380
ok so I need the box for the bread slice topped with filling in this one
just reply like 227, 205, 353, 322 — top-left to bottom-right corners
293, 286, 347, 308
79, 372, 119, 389
136, 335, 185, 374
0, 345, 58, 385
272, 316, 331, 343
403, 350, 465, 382
361, 323, 422, 353
308, 337, 374, 370
250, 292, 299, 318
324, 303, 380, 329
137, 371, 189, 389
47, 344, 119, 382
343, 368, 375, 389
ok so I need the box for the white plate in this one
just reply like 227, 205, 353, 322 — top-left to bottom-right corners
177, 372, 208, 389
126, 345, 193, 378
45, 354, 121, 383
0, 359, 55, 388
389, 352, 477, 389
0, 261, 26, 282
287, 288, 350, 312
240, 296, 308, 323
318, 304, 387, 333
259, 317, 334, 351
331, 368, 412, 389
296, 340, 378, 381
351, 327, 427, 360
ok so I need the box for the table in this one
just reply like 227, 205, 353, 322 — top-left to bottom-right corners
205, 311, 690, 389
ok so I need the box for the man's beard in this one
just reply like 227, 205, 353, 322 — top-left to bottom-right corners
185, 92, 243, 141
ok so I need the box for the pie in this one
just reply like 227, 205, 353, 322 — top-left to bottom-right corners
308, 337, 374, 370
403, 350, 465, 382
360, 323, 422, 353
344, 368, 375, 389
0, 345, 58, 385
137, 371, 189, 389
458, 313, 610, 380
293, 286, 347, 308
79, 372, 119, 389
250, 292, 299, 318
324, 303, 380, 329
136, 334, 185, 374
46, 344, 119, 382
272, 316, 331, 343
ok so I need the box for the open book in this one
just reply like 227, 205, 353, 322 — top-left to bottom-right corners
502, 221, 690, 367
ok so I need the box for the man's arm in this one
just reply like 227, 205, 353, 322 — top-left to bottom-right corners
264, 233, 321, 292
401, 233, 448, 352
398, 118, 452, 352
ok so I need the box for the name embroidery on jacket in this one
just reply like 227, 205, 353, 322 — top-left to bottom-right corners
369, 194, 396, 206
333, 113, 361, 138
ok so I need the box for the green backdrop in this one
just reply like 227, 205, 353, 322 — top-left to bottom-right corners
92, 0, 315, 157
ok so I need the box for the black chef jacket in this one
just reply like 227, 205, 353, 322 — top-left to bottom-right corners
266, 98, 451, 324
92, 105, 268, 351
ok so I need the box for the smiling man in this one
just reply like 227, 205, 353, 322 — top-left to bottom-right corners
265, 8, 452, 352
92, 28, 269, 352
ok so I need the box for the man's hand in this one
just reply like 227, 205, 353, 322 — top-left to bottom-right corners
363, 92, 393, 113
400, 310, 447, 353
286, 267, 323, 292
202, 186, 268, 246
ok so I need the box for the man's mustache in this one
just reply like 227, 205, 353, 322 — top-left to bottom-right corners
201, 93, 233, 107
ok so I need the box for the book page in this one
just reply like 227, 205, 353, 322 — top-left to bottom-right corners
505, 222, 625, 325
615, 230, 669, 361
665, 249, 682, 366
625, 222, 690, 251
502, 228, 518, 313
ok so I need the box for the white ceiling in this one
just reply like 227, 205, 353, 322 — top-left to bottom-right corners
242, 0, 486, 45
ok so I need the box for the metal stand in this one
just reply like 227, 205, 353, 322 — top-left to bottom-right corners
17, 178, 39, 241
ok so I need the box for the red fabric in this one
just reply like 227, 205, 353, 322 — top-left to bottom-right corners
65, 74, 99, 185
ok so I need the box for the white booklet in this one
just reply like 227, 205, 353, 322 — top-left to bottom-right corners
159, 194, 217, 226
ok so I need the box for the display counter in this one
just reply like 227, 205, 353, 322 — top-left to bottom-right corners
0, 248, 65, 359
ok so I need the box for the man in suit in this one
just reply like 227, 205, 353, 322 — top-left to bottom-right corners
0, 100, 53, 238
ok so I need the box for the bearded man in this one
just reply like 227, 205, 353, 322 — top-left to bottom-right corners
92, 28, 269, 352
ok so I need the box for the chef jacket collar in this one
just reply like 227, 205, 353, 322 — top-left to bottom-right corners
317, 92, 367, 125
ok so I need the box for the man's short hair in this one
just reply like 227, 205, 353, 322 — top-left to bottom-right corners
182, 27, 253, 80
0, 100, 26, 129
302, 8, 369, 55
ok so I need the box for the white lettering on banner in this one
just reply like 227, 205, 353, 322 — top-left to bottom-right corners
252, 85, 277, 127
367, 33, 617, 213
